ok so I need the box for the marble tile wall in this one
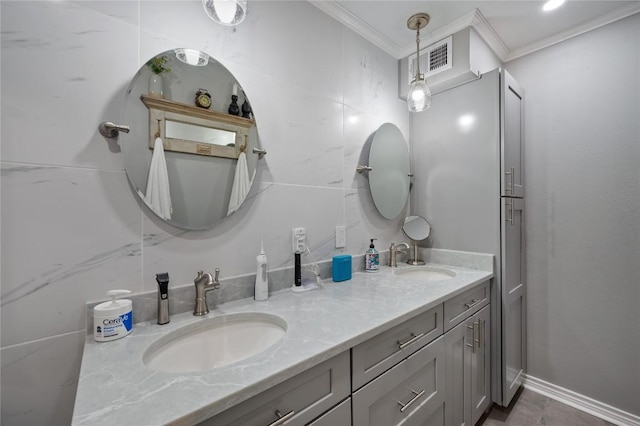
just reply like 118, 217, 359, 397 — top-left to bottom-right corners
0, 1, 409, 424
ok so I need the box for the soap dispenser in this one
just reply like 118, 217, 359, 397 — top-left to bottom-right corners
255, 240, 269, 301
365, 238, 380, 273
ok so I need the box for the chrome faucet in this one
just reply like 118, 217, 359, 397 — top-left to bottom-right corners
389, 242, 410, 267
193, 269, 220, 316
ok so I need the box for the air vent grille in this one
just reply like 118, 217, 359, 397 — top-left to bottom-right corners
429, 43, 448, 71
408, 35, 453, 83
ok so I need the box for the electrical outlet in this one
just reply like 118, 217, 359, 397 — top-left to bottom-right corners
291, 227, 306, 253
335, 226, 346, 248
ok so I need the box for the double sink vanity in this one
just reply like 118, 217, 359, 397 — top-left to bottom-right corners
84, 47, 500, 426
72, 250, 494, 426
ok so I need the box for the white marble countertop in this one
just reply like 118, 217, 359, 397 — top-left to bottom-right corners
72, 256, 493, 425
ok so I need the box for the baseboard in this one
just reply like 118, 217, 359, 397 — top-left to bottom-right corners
524, 375, 640, 426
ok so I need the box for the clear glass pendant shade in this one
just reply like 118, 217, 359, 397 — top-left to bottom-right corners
407, 77, 432, 112
203, 0, 247, 26
174, 48, 209, 66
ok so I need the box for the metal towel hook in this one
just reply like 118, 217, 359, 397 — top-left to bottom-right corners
252, 147, 267, 159
98, 121, 130, 138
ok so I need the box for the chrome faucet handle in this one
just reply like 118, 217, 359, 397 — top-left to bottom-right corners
213, 268, 221, 289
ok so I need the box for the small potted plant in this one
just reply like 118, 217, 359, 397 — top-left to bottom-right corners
147, 55, 171, 98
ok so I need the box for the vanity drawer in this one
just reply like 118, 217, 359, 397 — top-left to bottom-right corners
352, 304, 443, 390
200, 351, 350, 426
352, 336, 445, 426
443, 280, 489, 331
307, 397, 351, 426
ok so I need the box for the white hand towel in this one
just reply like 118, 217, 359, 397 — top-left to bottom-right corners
139, 137, 172, 220
227, 151, 252, 215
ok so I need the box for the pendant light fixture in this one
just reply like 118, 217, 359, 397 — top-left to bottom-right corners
174, 48, 209, 66
202, 0, 247, 26
406, 13, 432, 112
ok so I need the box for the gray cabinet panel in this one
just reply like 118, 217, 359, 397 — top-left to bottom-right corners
501, 69, 524, 198
352, 337, 445, 426
501, 197, 526, 406
444, 318, 472, 426
352, 305, 443, 390
201, 351, 350, 426
444, 305, 491, 426
470, 305, 491, 425
307, 398, 351, 426
443, 281, 489, 332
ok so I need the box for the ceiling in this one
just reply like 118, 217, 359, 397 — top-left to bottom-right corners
309, 1, 640, 61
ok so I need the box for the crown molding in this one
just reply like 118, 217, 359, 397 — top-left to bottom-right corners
469, 9, 511, 61
307, 0, 401, 58
504, 2, 640, 62
309, 1, 640, 63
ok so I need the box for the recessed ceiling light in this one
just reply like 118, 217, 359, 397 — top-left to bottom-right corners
543, 0, 565, 12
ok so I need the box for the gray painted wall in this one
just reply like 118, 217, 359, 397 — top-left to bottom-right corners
505, 13, 640, 416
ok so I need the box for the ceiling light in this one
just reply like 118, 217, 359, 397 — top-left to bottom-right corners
174, 49, 209, 66
406, 13, 432, 113
203, 0, 247, 26
543, 0, 565, 12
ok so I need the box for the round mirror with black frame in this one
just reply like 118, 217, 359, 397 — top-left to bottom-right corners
120, 48, 261, 230
368, 123, 411, 219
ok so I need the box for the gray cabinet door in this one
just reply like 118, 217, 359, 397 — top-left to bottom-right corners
470, 305, 491, 425
444, 319, 472, 426
444, 305, 491, 426
501, 69, 525, 198
353, 336, 445, 426
200, 351, 350, 426
501, 197, 526, 406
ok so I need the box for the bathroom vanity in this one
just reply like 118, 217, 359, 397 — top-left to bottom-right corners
72, 250, 493, 426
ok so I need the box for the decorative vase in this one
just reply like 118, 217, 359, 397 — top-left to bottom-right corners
149, 73, 164, 98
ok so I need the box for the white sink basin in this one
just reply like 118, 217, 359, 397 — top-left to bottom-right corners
393, 266, 456, 282
143, 312, 287, 373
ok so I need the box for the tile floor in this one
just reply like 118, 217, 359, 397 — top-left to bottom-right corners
480, 388, 615, 426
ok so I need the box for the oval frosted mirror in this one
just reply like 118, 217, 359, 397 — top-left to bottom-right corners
402, 216, 431, 241
119, 49, 260, 230
368, 123, 411, 219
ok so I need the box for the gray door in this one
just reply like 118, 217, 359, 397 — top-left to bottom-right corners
501, 70, 525, 198
501, 197, 526, 406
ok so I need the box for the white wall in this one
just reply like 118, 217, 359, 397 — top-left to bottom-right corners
505, 13, 640, 416
0, 1, 408, 424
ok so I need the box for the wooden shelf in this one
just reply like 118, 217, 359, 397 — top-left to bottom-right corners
140, 94, 255, 129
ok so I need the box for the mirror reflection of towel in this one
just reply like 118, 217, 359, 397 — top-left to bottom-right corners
139, 137, 172, 220
227, 151, 252, 215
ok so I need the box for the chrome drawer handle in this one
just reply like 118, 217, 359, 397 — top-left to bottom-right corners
464, 299, 482, 309
466, 321, 479, 353
506, 199, 515, 225
397, 388, 426, 412
505, 166, 515, 194
397, 332, 425, 350
267, 409, 295, 426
